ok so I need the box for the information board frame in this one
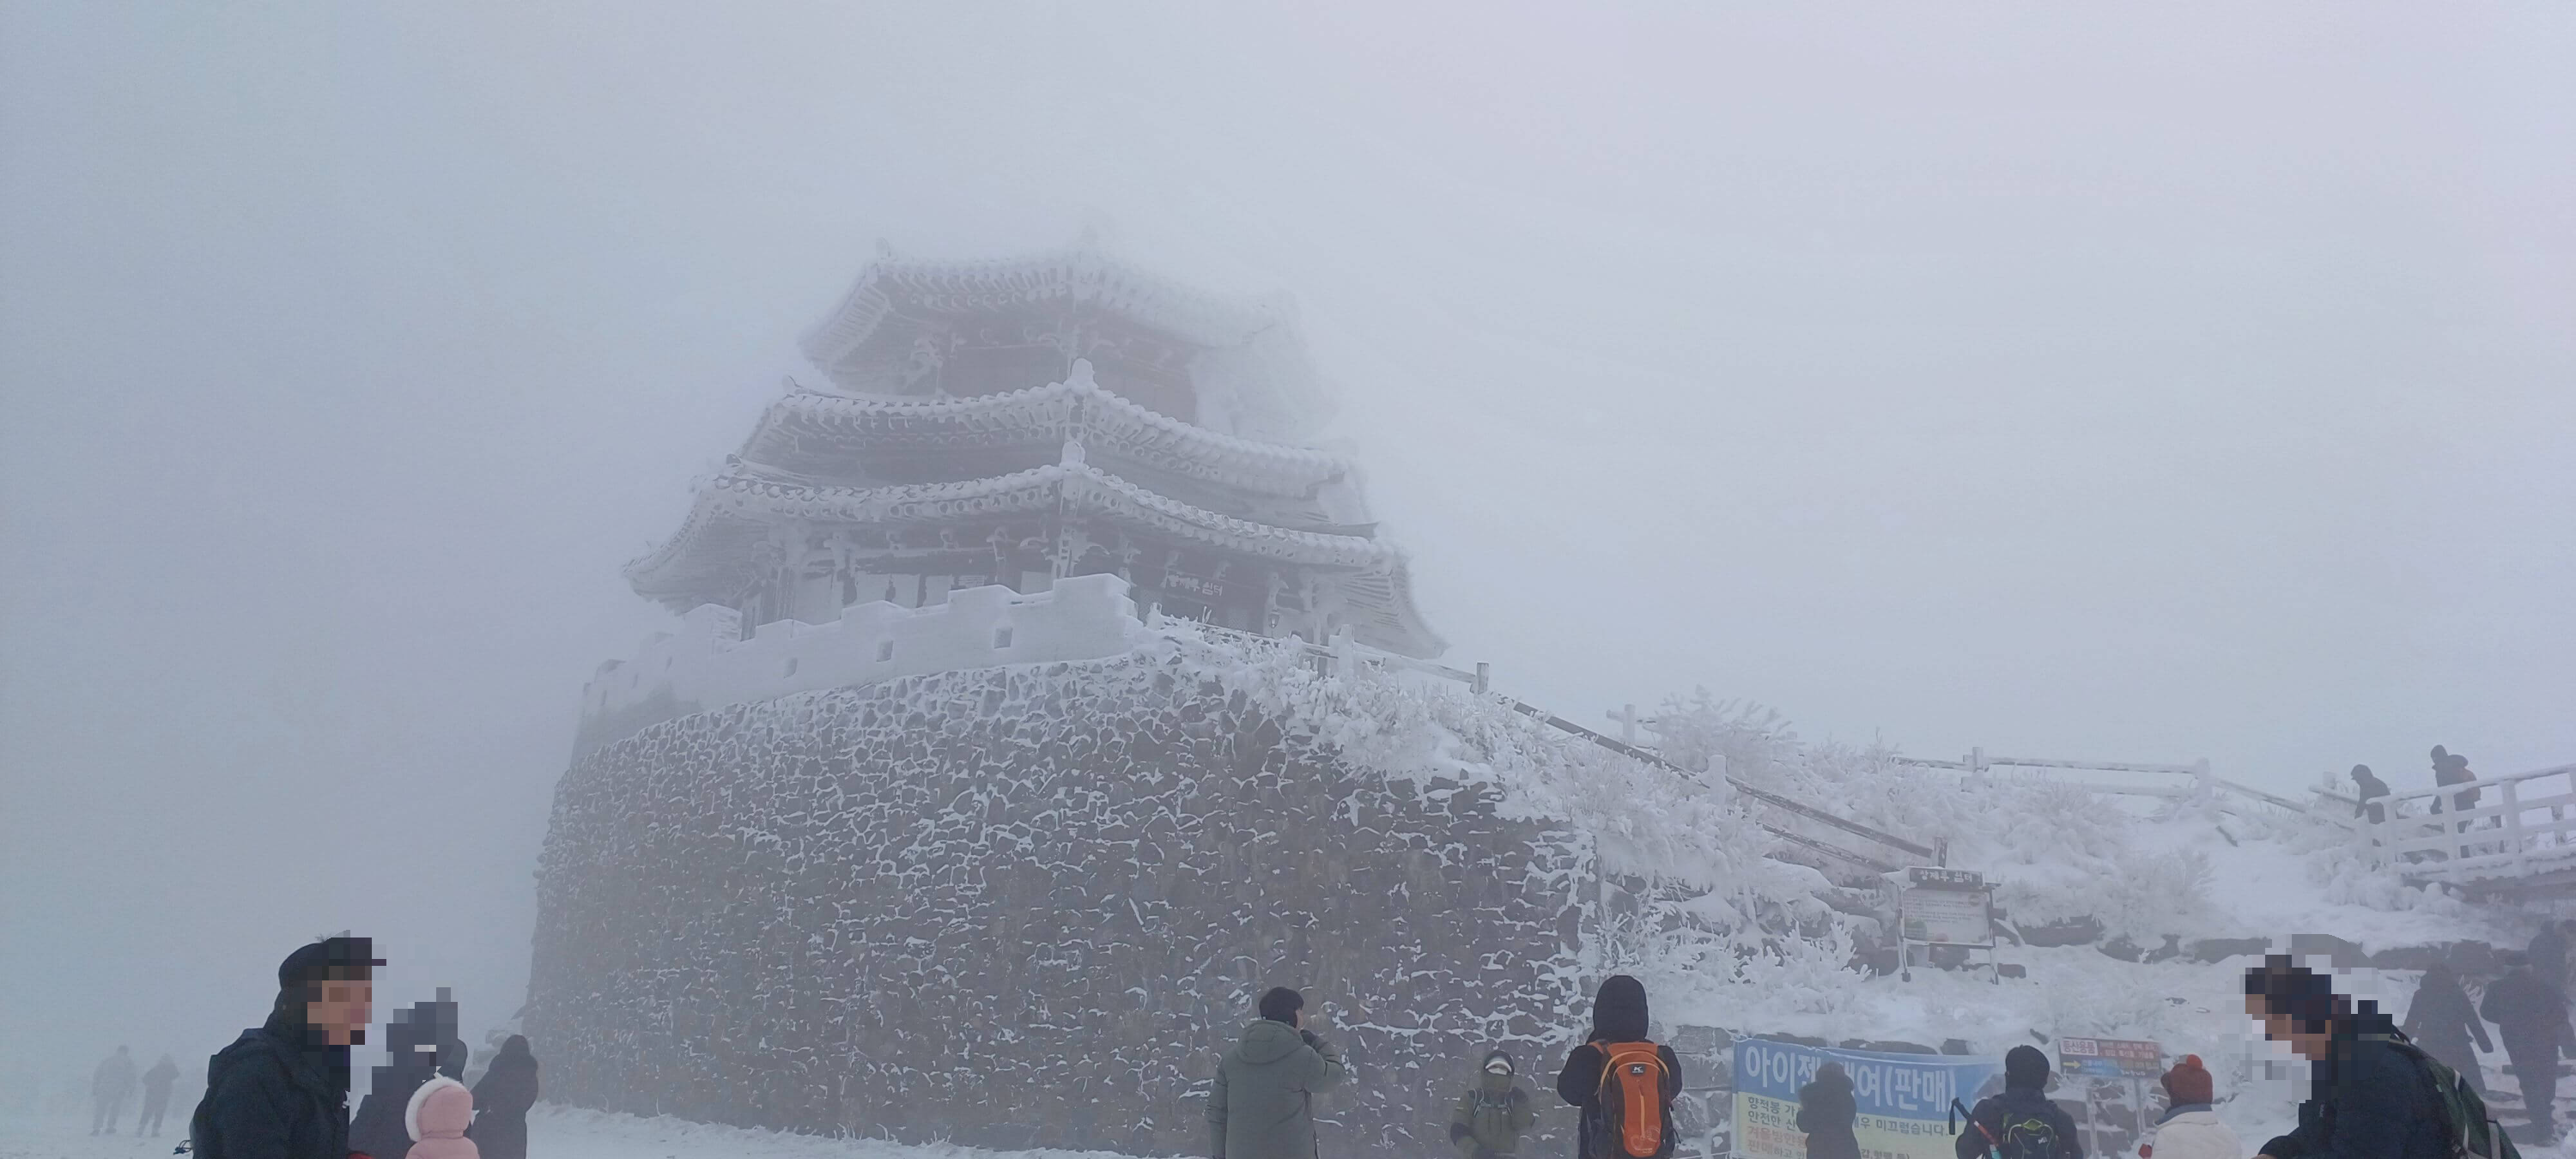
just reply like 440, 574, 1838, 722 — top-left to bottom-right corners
1894, 866, 1997, 983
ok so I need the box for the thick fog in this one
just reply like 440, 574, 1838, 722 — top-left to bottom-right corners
3, 0, 2570, 1099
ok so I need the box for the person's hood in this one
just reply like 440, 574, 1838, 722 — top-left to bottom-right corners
1589, 975, 1649, 1042
2156, 1104, 2217, 1126
1235, 1018, 1309, 1065
1805, 1065, 1853, 1093
406, 1076, 473, 1142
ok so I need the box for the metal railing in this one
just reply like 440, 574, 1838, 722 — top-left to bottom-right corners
2367, 762, 2576, 885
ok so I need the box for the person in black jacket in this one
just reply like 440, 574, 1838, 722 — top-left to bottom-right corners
467, 1035, 539, 1159
2348, 766, 2389, 825
349, 990, 468, 1159
2480, 953, 2576, 1144
191, 935, 382, 1159
1555, 975, 1681, 1159
1795, 1061, 1859, 1159
2244, 955, 2448, 1159
1953, 1047, 2079, 1159
2399, 963, 2492, 1095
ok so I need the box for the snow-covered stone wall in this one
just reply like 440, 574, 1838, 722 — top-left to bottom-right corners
529, 646, 1595, 1156
574, 574, 1145, 758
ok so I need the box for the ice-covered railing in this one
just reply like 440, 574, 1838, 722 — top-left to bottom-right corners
1182, 619, 1930, 880
574, 573, 1145, 757
2369, 762, 2576, 894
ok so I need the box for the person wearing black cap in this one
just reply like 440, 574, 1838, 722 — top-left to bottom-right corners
1952, 1047, 2079, 1159
1207, 986, 1347, 1159
2243, 955, 2448, 1159
1554, 975, 1681, 1159
1450, 1048, 1536, 1159
188, 935, 381, 1159
348, 989, 469, 1159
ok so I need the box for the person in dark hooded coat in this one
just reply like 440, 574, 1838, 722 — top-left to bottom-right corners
191, 936, 381, 1159
2398, 963, 2492, 1095
1953, 1047, 2080, 1159
2480, 953, 2576, 1144
466, 1035, 538, 1159
1795, 1060, 1859, 1159
1554, 975, 1682, 1159
349, 992, 468, 1159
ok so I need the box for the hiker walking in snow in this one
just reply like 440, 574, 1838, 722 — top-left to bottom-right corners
1207, 986, 1348, 1159
2481, 951, 2576, 1144
466, 1035, 539, 1159
191, 936, 381, 1159
1795, 1061, 1859, 1159
2242, 955, 2449, 1159
91, 1045, 137, 1134
2348, 765, 2389, 825
1952, 1046, 2079, 1159
2530, 922, 2571, 992
136, 1053, 180, 1136
1554, 974, 1681, 1159
2429, 746, 2482, 834
2400, 963, 2493, 1095
2136, 1055, 2236, 1159
1450, 1049, 1536, 1159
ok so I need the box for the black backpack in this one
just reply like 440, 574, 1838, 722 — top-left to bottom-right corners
2386, 1039, 2519, 1159
1951, 1097, 2064, 1159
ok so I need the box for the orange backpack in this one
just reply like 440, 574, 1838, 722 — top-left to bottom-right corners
1589, 1041, 1670, 1159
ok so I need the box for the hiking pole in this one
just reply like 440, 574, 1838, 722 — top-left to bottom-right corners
1950, 1099, 2000, 1159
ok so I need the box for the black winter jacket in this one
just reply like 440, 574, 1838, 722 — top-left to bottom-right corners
2256, 1028, 2448, 1159
1952, 1088, 2081, 1159
1794, 1071, 1859, 1159
191, 1011, 352, 1159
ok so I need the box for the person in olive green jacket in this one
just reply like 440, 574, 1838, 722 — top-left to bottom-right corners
1210, 986, 1350, 1159
1449, 1048, 1537, 1159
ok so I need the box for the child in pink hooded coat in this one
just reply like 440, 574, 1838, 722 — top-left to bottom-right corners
402, 1075, 479, 1159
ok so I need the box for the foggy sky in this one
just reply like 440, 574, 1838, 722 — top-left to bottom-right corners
4, 3, 2570, 1087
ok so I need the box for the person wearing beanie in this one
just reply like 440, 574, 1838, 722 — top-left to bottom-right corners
1207, 986, 1347, 1159
1449, 1048, 1536, 1159
1952, 1046, 2079, 1159
402, 1075, 478, 1159
1794, 1061, 1859, 1159
189, 935, 382, 1159
1555, 975, 1682, 1159
351, 990, 470, 1159
2136, 1056, 2237, 1159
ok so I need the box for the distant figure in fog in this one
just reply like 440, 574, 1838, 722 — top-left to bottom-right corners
2429, 746, 2481, 831
2481, 952, 2576, 1145
1450, 1048, 1535, 1159
1207, 986, 1348, 1159
1794, 1060, 1858, 1159
136, 1053, 180, 1136
91, 1045, 136, 1134
2530, 922, 2571, 992
403, 1075, 479, 1159
2400, 963, 2492, 1095
2348, 765, 2388, 824
467, 1035, 539, 1159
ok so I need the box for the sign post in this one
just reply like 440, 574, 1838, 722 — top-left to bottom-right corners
1895, 867, 1996, 983
1730, 1040, 2002, 1159
2056, 1037, 2166, 1158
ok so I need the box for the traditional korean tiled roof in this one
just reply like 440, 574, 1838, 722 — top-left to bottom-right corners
624, 461, 1442, 656
800, 245, 1284, 368
742, 364, 1352, 496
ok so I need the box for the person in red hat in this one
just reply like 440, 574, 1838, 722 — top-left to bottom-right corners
2137, 1055, 2238, 1159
